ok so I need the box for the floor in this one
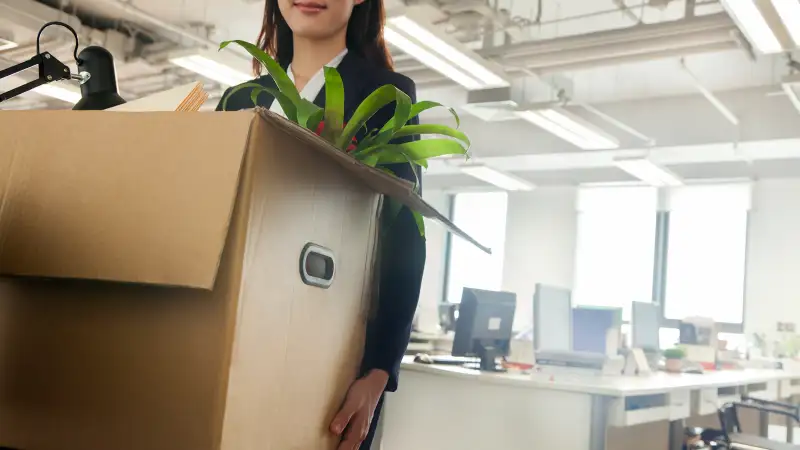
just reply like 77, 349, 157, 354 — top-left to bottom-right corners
768, 425, 800, 444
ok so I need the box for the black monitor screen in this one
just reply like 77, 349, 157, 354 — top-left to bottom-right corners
452, 287, 516, 358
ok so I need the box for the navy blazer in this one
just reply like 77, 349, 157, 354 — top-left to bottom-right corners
216, 52, 425, 392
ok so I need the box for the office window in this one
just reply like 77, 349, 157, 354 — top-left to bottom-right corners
659, 329, 744, 353
445, 192, 508, 303
663, 184, 750, 326
573, 186, 658, 319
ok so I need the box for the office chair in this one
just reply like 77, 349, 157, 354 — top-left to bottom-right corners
714, 398, 800, 450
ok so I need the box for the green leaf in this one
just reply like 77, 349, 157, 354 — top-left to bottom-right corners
384, 198, 403, 227
306, 109, 324, 133
221, 82, 262, 112
396, 151, 421, 192
249, 86, 298, 122
359, 139, 467, 167
391, 89, 412, 133
356, 88, 414, 154
377, 166, 397, 177
296, 99, 323, 129
379, 101, 460, 133
361, 153, 380, 167
323, 67, 345, 144
412, 211, 426, 237
354, 128, 395, 153
381, 197, 425, 238
337, 85, 400, 149
219, 40, 301, 104
391, 124, 470, 149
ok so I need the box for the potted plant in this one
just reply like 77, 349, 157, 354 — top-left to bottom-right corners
218, 40, 470, 237
663, 347, 686, 373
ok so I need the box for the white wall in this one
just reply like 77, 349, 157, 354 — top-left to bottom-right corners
415, 190, 449, 333
744, 179, 800, 341
418, 179, 800, 339
501, 188, 578, 331
416, 187, 578, 332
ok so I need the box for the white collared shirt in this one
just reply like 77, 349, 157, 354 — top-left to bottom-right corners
269, 48, 349, 118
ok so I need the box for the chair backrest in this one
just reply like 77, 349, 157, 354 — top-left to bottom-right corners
718, 402, 742, 444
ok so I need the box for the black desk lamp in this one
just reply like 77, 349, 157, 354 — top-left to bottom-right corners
0, 21, 126, 110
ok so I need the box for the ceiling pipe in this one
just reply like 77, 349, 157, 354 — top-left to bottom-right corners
398, 26, 737, 84
514, 29, 734, 69
480, 13, 734, 59
94, 0, 217, 49
403, 41, 737, 86
510, 26, 734, 60
679, 57, 739, 126
396, 13, 736, 75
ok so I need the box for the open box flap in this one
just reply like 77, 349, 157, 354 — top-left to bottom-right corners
0, 111, 253, 289
255, 108, 491, 254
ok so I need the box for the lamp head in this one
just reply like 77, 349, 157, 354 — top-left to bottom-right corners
72, 46, 126, 110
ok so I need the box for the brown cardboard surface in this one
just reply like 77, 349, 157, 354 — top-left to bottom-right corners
0, 111, 252, 289
218, 111, 379, 450
0, 108, 441, 450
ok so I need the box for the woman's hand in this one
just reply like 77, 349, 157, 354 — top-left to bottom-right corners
330, 369, 389, 450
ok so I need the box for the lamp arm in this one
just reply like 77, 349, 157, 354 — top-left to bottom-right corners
0, 52, 77, 103
0, 21, 87, 104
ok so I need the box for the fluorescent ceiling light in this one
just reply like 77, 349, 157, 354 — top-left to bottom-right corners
720, 0, 783, 54
0, 37, 17, 52
383, 28, 481, 90
32, 83, 81, 104
614, 158, 683, 187
385, 16, 508, 90
516, 108, 619, 150
460, 165, 534, 191
771, 0, 800, 45
169, 53, 250, 87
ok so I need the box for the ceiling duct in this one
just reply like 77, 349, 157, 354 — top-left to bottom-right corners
463, 74, 574, 121
463, 87, 519, 121
396, 13, 739, 85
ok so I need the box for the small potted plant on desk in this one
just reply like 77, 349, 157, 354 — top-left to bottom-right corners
663, 347, 686, 373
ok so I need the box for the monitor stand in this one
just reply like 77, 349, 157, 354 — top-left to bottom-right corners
476, 345, 506, 372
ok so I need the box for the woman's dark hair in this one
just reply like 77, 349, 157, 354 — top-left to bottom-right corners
253, 0, 393, 75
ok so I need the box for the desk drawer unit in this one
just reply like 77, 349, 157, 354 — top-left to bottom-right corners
746, 381, 779, 401
670, 389, 692, 420
694, 388, 721, 416
780, 378, 800, 398
609, 394, 671, 427
718, 385, 743, 405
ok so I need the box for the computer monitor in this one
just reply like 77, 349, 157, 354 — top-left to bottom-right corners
533, 284, 572, 352
632, 301, 660, 352
452, 287, 516, 371
438, 303, 459, 333
572, 306, 622, 355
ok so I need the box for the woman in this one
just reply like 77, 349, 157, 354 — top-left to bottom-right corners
216, 1, 425, 449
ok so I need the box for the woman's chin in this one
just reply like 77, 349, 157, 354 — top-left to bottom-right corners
290, 25, 337, 40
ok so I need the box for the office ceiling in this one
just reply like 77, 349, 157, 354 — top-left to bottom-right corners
2, 0, 800, 187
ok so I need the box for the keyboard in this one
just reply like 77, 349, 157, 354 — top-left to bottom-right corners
413, 354, 479, 365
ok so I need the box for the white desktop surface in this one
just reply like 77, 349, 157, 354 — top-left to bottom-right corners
380, 359, 800, 450
400, 356, 793, 397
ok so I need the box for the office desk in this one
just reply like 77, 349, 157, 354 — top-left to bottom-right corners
379, 359, 799, 450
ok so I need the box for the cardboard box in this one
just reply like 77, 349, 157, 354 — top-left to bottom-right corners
0, 108, 482, 450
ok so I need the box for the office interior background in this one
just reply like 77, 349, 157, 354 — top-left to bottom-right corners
3, 0, 800, 447
2, 0, 797, 347
2, 0, 799, 361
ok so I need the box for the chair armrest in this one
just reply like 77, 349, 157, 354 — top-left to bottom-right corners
741, 396, 799, 414
730, 402, 800, 423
